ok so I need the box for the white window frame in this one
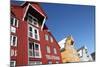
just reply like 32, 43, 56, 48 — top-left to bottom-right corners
28, 25, 40, 40
11, 49, 17, 57
55, 61, 59, 64
46, 46, 50, 53
78, 50, 83, 57
50, 36, 53, 42
29, 42, 41, 58
29, 61, 42, 65
10, 35, 17, 47
27, 13, 39, 27
11, 49, 14, 56
45, 34, 49, 41
10, 61, 16, 67
34, 28, 40, 40
11, 17, 19, 27
53, 48, 57, 54
11, 26, 16, 33
48, 60, 52, 64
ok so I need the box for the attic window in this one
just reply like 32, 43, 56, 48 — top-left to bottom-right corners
27, 13, 38, 27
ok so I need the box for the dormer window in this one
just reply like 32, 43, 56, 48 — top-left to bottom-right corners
27, 13, 38, 27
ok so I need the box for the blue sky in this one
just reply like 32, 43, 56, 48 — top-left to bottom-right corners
11, 1, 95, 54
40, 3, 95, 54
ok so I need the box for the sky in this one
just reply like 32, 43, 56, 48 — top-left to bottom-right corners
40, 3, 95, 54
11, 1, 95, 54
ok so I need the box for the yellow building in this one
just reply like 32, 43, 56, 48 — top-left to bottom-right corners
60, 35, 80, 63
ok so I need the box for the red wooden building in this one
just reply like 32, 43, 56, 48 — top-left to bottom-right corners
10, 2, 62, 66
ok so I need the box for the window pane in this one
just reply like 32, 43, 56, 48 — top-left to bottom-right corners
29, 50, 32, 56
34, 29, 39, 40
48, 60, 52, 64
35, 44, 39, 50
34, 29, 37, 34
45, 34, 48, 41
35, 51, 39, 56
46, 46, 50, 53
29, 27, 32, 31
29, 43, 32, 49
11, 17, 14, 25
50, 36, 53, 42
10, 61, 15, 67
15, 19, 17, 27
13, 36, 16, 45
54, 48, 57, 54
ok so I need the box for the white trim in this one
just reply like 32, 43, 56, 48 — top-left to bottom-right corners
28, 42, 42, 58
53, 48, 57, 54
10, 61, 16, 67
16, 19, 19, 27
11, 17, 19, 27
22, 3, 46, 30
10, 35, 17, 47
11, 26, 16, 33
23, 3, 46, 21
11, 49, 17, 57
50, 36, 53, 43
46, 46, 50, 53
11, 49, 14, 56
20, 2, 26, 6
29, 61, 42, 65
13, 18, 15, 26
22, 3, 30, 21
29, 4, 45, 17
28, 24, 40, 40
41, 17, 46, 30
45, 34, 49, 41
34, 27, 40, 40
34, 42, 42, 58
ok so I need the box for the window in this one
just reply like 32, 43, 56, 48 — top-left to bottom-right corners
50, 36, 53, 42
78, 50, 82, 57
10, 35, 17, 46
29, 42, 41, 58
46, 46, 50, 53
11, 17, 18, 27
45, 34, 49, 41
34, 29, 38, 40
10, 61, 16, 67
11, 49, 17, 56
29, 61, 42, 65
55, 61, 59, 64
11, 26, 16, 33
29, 26, 33, 37
48, 60, 52, 64
85, 49, 88, 54
11, 49, 14, 56
53, 48, 57, 54
28, 25, 40, 40
27, 14, 38, 27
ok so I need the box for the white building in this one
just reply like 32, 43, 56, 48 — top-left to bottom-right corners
77, 46, 93, 62
58, 38, 66, 49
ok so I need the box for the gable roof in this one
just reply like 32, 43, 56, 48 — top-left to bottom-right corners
21, 2, 47, 18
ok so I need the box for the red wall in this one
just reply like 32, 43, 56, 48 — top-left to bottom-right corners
11, 2, 62, 66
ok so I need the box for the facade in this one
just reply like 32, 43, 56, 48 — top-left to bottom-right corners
10, 2, 62, 66
77, 46, 93, 62
59, 35, 80, 63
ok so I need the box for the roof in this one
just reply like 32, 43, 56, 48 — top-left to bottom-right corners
77, 46, 87, 51
21, 1, 47, 18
